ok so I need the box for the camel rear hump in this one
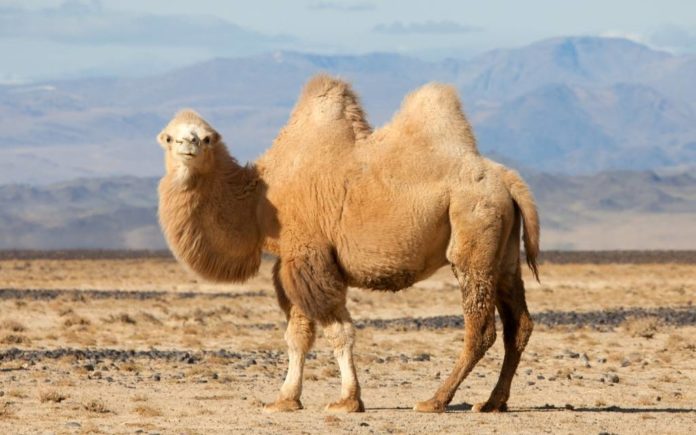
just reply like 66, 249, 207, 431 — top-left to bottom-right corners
388, 83, 478, 153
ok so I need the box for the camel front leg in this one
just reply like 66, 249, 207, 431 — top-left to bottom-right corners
264, 307, 316, 412
321, 305, 365, 412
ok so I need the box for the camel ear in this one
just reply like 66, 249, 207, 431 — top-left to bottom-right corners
202, 131, 220, 148
158, 131, 172, 149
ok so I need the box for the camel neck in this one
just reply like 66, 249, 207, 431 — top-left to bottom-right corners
158, 147, 264, 282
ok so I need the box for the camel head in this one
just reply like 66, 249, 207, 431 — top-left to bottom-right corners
158, 109, 221, 181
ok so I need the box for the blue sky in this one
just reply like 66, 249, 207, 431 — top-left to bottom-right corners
2, 0, 696, 82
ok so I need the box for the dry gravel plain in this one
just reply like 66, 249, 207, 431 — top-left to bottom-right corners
0, 253, 694, 434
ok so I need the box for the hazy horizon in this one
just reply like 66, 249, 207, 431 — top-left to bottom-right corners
2, 0, 696, 82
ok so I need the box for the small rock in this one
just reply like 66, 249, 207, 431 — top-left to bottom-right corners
359, 422, 369, 427
580, 354, 591, 368
564, 350, 580, 359
564, 403, 574, 410
527, 381, 535, 386
597, 357, 607, 364
621, 358, 631, 367
65, 422, 81, 428
601, 373, 620, 384
413, 353, 430, 362
525, 369, 533, 375
537, 375, 545, 380
152, 373, 161, 381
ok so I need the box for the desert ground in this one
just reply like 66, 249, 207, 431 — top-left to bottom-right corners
0, 252, 694, 434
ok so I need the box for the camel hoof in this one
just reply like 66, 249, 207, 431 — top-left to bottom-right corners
325, 398, 365, 413
263, 398, 303, 413
414, 398, 446, 413
473, 401, 508, 413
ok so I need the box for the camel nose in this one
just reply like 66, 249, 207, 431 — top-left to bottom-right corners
176, 140, 200, 156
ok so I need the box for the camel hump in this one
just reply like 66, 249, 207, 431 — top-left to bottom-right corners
293, 74, 372, 141
391, 82, 478, 152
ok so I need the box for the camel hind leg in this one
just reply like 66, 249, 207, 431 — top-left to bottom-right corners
414, 264, 497, 412
475, 205, 534, 412
414, 195, 508, 412
474, 270, 533, 412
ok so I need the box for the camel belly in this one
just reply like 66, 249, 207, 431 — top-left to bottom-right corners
337, 219, 450, 291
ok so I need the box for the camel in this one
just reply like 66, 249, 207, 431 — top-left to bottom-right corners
157, 74, 540, 414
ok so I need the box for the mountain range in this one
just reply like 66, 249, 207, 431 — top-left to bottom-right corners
1, 36, 695, 185
2, 170, 694, 250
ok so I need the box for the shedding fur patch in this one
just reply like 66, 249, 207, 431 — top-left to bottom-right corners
279, 245, 347, 321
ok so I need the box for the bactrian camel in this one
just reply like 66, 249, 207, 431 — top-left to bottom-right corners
157, 74, 540, 413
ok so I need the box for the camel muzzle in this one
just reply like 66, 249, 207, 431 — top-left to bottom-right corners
175, 140, 200, 158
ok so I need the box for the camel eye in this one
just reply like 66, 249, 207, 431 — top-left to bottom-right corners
166, 136, 172, 143
203, 136, 210, 145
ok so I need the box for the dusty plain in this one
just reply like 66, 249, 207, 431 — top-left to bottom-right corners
0, 253, 694, 434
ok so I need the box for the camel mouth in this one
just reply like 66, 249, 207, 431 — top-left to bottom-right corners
176, 152, 197, 160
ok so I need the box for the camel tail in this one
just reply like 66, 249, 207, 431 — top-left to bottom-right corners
504, 169, 540, 281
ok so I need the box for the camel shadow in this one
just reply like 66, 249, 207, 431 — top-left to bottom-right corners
517, 404, 696, 414
367, 403, 474, 413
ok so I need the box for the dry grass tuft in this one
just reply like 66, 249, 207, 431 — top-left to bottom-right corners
104, 313, 137, 325
82, 399, 110, 414
133, 405, 162, 417
623, 316, 661, 338
137, 312, 162, 325
63, 315, 91, 328
119, 361, 142, 372
324, 415, 342, 426
7, 389, 28, 399
40, 390, 68, 403
1, 334, 30, 345
0, 402, 15, 419
1, 320, 26, 332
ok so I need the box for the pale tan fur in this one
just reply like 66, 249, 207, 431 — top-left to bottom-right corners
157, 74, 540, 414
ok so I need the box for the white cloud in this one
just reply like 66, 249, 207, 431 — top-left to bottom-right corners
308, 1, 375, 11
0, 0, 289, 48
373, 20, 482, 35
649, 24, 696, 54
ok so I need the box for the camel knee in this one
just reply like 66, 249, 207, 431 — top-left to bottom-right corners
481, 316, 497, 352
285, 307, 316, 353
515, 313, 533, 352
323, 319, 356, 354
467, 314, 496, 359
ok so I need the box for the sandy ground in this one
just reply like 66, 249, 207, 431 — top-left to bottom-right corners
0, 257, 694, 434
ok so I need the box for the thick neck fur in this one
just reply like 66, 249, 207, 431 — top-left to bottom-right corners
158, 145, 263, 282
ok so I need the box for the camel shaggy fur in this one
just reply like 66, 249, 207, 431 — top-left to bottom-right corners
157, 74, 539, 413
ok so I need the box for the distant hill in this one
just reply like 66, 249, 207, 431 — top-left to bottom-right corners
1, 170, 694, 250
1, 36, 695, 184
